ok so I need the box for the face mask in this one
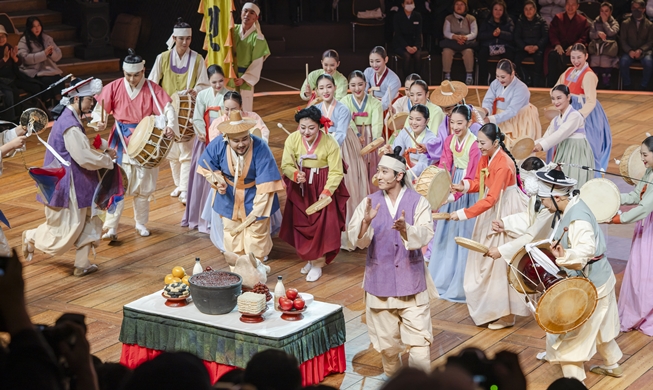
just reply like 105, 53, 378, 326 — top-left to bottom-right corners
404, 4, 415, 11
632, 8, 643, 18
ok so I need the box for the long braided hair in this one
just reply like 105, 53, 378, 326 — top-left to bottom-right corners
479, 123, 521, 187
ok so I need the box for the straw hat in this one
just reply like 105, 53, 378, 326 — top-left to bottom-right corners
429, 80, 468, 108
217, 110, 257, 136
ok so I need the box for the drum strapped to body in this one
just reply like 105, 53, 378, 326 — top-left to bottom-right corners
619, 145, 646, 186
414, 166, 451, 210
579, 178, 620, 223
171, 92, 196, 142
127, 115, 173, 168
508, 243, 561, 294
536, 277, 598, 334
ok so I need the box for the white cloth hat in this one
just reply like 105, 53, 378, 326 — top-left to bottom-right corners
166, 27, 193, 50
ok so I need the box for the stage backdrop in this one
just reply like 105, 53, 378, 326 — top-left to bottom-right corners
199, 0, 236, 79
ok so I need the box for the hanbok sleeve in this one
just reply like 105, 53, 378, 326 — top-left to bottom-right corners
482, 83, 497, 114
619, 171, 653, 223
147, 54, 164, 84
371, 99, 384, 139
240, 37, 271, 88
335, 72, 349, 101
300, 70, 316, 101
555, 220, 596, 270
89, 84, 114, 129
329, 105, 350, 146
193, 91, 208, 139
438, 136, 454, 172
488, 82, 530, 124
63, 127, 113, 170
0, 127, 20, 159
323, 137, 345, 196
535, 110, 584, 152
281, 133, 300, 181
250, 112, 270, 142
577, 72, 598, 118
455, 141, 481, 201
401, 196, 435, 250
381, 72, 401, 111
348, 197, 374, 249
458, 163, 511, 220
193, 54, 211, 92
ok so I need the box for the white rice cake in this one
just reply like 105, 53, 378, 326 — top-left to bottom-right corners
237, 291, 266, 314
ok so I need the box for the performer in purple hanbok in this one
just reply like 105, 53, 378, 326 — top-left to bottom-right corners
612, 137, 653, 336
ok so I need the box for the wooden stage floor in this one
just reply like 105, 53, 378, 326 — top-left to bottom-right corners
4, 89, 653, 389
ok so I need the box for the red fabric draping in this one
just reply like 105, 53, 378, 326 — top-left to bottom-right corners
120, 343, 346, 386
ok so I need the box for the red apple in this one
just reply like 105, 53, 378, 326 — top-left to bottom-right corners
286, 288, 298, 300
293, 298, 305, 310
279, 296, 294, 311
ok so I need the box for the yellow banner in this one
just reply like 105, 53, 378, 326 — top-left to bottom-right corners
198, 0, 236, 78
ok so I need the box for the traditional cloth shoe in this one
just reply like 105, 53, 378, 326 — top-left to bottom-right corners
306, 266, 322, 282
170, 188, 181, 197
102, 229, 118, 241
135, 224, 150, 237
487, 317, 515, 330
22, 231, 34, 261
300, 261, 313, 275
178, 191, 187, 205
590, 365, 624, 378
73, 264, 98, 277
536, 351, 547, 361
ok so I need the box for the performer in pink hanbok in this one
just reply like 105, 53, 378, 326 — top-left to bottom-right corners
90, 49, 178, 240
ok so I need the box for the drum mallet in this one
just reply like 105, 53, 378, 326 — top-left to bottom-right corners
552, 227, 568, 249
277, 123, 292, 136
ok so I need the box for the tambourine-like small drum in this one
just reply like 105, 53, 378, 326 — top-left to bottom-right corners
127, 116, 173, 168
387, 112, 409, 136
579, 178, 620, 223
415, 166, 451, 210
360, 137, 385, 156
454, 237, 489, 254
432, 212, 450, 220
20, 108, 49, 135
511, 136, 535, 160
536, 277, 598, 334
171, 92, 196, 142
508, 243, 560, 294
619, 145, 646, 186
306, 196, 332, 215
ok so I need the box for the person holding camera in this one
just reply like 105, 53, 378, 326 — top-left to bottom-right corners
23, 77, 116, 277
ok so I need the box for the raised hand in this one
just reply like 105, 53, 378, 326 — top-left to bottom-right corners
391, 210, 407, 233
364, 197, 380, 223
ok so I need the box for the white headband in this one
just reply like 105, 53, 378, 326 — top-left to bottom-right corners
537, 181, 573, 198
167, 28, 193, 50
379, 155, 406, 174
243, 2, 260, 15
123, 61, 145, 73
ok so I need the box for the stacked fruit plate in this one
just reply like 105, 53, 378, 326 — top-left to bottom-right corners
278, 288, 308, 321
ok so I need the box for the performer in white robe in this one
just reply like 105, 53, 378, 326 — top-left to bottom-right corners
24, 77, 115, 276
347, 149, 436, 376
148, 18, 210, 204
535, 167, 623, 382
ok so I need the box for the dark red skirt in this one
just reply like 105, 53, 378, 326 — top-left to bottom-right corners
279, 166, 349, 263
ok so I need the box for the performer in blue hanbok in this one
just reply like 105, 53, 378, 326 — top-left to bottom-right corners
198, 110, 283, 260
428, 105, 480, 302
364, 46, 401, 111
554, 43, 612, 175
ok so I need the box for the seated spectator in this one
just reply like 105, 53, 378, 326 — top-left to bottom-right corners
547, 377, 588, 390
440, 0, 478, 85
545, 0, 589, 86
477, 0, 515, 85
589, 2, 620, 88
243, 349, 302, 390
16, 17, 62, 107
121, 352, 212, 390
539, 0, 566, 24
393, 0, 424, 79
0, 25, 21, 122
619, 0, 653, 90
514, 0, 549, 86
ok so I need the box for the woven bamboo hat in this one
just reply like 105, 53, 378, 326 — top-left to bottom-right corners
430, 80, 468, 108
217, 110, 257, 136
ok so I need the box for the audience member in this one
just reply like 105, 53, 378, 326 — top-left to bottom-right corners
243, 349, 302, 390
589, 2, 620, 88
547, 377, 588, 390
393, 0, 425, 78
514, 0, 549, 86
619, 0, 653, 90
0, 25, 20, 121
539, 0, 566, 24
121, 352, 211, 390
16, 17, 62, 107
441, 0, 478, 84
477, 0, 515, 85
545, 0, 590, 86
94, 362, 132, 390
